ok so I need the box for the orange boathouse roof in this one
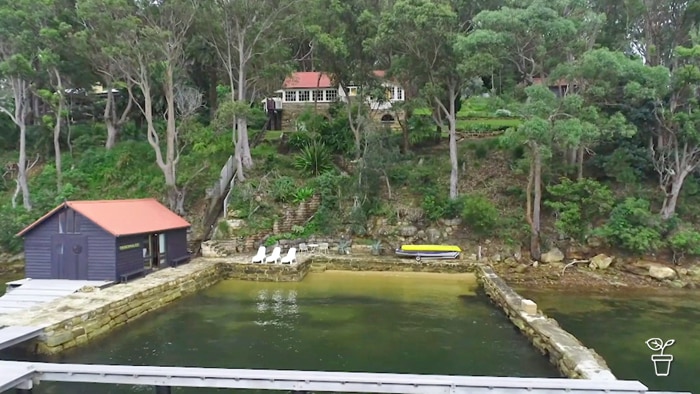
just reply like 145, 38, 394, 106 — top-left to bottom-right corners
17, 198, 190, 237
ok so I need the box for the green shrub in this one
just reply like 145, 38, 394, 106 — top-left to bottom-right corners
667, 227, 700, 263
288, 131, 313, 151
422, 193, 462, 221
293, 187, 314, 203
294, 141, 333, 176
595, 198, 663, 254
460, 194, 499, 237
270, 176, 296, 202
545, 178, 615, 241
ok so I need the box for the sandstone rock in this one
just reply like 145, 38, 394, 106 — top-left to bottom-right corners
226, 219, 245, 230
504, 257, 518, 267
515, 264, 528, 273
491, 254, 502, 262
589, 254, 614, 270
586, 236, 603, 248
540, 247, 564, 263
688, 265, 700, 277
399, 226, 417, 237
648, 265, 677, 281
443, 218, 462, 226
513, 251, 523, 261
415, 230, 426, 240
426, 228, 441, 243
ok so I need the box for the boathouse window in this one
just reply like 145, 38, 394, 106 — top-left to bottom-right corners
313, 90, 323, 101
58, 210, 80, 234
298, 90, 310, 102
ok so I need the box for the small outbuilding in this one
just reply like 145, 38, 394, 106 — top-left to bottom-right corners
17, 198, 191, 282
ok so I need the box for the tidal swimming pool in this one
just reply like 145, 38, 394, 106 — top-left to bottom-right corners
4, 271, 559, 393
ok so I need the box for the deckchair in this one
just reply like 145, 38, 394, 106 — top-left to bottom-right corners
281, 248, 297, 264
265, 247, 282, 264
251, 246, 266, 263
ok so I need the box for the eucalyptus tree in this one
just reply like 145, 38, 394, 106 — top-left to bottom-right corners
76, 0, 136, 149
0, 0, 42, 210
37, 0, 88, 190
502, 86, 600, 260
375, 0, 487, 199
205, 0, 297, 181
300, 0, 386, 158
77, 0, 200, 212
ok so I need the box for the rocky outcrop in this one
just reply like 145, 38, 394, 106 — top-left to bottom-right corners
540, 247, 564, 263
589, 254, 614, 270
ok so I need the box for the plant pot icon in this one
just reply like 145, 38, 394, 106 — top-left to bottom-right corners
651, 354, 673, 376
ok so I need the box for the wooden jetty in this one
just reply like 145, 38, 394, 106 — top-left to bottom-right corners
0, 279, 113, 315
0, 360, 690, 394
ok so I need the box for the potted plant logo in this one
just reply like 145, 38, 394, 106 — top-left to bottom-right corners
645, 337, 675, 376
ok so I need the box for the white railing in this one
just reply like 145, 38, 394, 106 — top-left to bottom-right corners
0, 361, 687, 394
206, 155, 236, 200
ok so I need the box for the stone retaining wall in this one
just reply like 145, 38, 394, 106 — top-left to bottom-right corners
310, 255, 477, 274
0, 260, 221, 355
220, 259, 312, 282
476, 265, 616, 380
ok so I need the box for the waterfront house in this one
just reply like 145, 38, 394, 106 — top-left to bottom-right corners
17, 198, 191, 282
269, 70, 406, 128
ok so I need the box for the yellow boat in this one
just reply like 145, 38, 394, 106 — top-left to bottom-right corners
399, 244, 461, 252
395, 244, 461, 261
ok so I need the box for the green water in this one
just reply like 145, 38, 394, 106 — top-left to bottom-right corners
521, 288, 700, 393
3, 271, 559, 393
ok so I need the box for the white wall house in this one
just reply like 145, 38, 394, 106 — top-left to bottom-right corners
278, 71, 405, 109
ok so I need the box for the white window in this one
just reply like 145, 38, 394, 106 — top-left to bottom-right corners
298, 90, 310, 102
348, 87, 358, 96
313, 90, 323, 101
284, 90, 296, 102
325, 89, 338, 102
159, 233, 166, 254
396, 88, 404, 101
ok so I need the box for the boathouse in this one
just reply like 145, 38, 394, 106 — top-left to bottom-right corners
16, 198, 191, 282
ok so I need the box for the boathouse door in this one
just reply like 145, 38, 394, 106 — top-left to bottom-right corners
51, 234, 89, 280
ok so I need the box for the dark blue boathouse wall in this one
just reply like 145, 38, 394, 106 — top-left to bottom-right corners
23, 214, 59, 280
80, 211, 117, 281
23, 207, 116, 281
165, 229, 189, 264
116, 235, 146, 275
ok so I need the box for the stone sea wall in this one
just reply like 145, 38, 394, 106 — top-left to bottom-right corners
476, 265, 616, 380
310, 255, 477, 274
220, 259, 312, 281
0, 259, 221, 355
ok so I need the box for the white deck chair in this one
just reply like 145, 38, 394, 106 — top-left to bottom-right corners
281, 248, 297, 264
319, 242, 329, 254
251, 246, 266, 263
265, 247, 282, 264
299, 243, 309, 254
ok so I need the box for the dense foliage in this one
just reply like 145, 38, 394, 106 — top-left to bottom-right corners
2, 0, 700, 261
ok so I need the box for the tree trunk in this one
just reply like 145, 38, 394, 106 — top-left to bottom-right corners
53, 69, 64, 191
0, 77, 33, 211
530, 143, 543, 261
237, 47, 253, 168
448, 110, 458, 199
163, 62, 180, 211
53, 95, 63, 191
660, 168, 690, 220
576, 145, 585, 180
105, 89, 118, 149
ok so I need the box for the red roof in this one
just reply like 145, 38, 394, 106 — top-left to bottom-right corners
282, 72, 334, 89
17, 198, 191, 237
